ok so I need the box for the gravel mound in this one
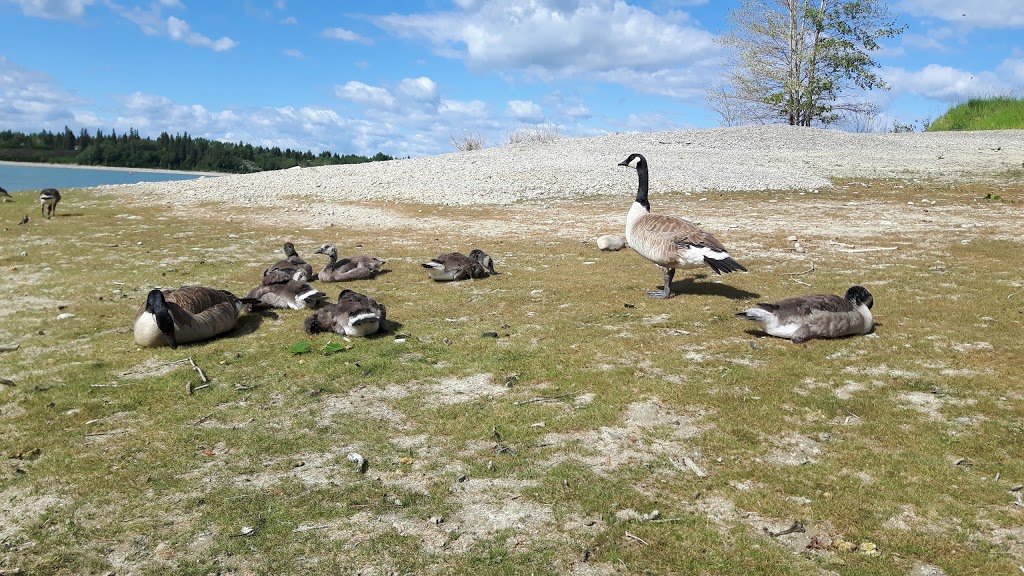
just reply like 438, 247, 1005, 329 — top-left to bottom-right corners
121, 125, 1023, 207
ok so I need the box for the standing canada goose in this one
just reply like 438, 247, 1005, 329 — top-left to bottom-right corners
303, 289, 387, 337
263, 242, 314, 281
133, 286, 256, 348
735, 285, 874, 343
0, 186, 13, 203
39, 188, 61, 219
422, 249, 495, 281
314, 243, 385, 282
618, 154, 746, 298
245, 274, 326, 310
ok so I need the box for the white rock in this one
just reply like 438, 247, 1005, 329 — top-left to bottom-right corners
596, 235, 625, 251
56, 313, 75, 320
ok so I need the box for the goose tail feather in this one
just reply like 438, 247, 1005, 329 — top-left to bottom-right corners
705, 255, 747, 274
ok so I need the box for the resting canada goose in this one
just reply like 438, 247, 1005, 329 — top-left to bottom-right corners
39, 188, 61, 219
313, 243, 385, 282
618, 154, 746, 298
735, 285, 874, 343
303, 289, 387, 337
245, 275, 326, 310
264, 242, 314, 281
422, 249, 495, 281
0, 186, 12, 202
133, 286, 255, 348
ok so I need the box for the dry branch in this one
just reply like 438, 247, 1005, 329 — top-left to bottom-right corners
782, 263, 815, 276
188, 357, 208, 383
835, 246, 898, 253
514, 391, 579, 406
624, 531, 650, 546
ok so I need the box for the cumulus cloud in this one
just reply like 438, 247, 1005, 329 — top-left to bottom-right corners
106, 2, 237, 50
166, 16, 238, 51
334, 81, 397, 108
372, 0, 720, 76
322, 27, 372, 44
897, 0, 1024, 28
882, 64, 1009, 101
0, 55, 87, 128
396, 77, 438, 102
507, 100, 544, 123
2, 0, 94, 19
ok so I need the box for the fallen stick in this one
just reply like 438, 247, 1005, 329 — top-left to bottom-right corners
790, 278, 811, 287
624, 531, 650, 546
680, 456, 708, 478
514, 391, 579, 406
0, 344, 19, 352
835, 246, 898, 253
781, 263, 815, 276
188, 357, 208, 383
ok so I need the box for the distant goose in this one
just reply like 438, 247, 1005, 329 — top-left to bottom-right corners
735, 285, 874, 343
618, 154, 745, 298
0, 186, 13, 203
314, 243, 385, 282
303, 289, 387, 337
264, 242, 314, 281
422, 249, 495, 281
133, 286, 256, 348
39, 188, 61, 219
246, 275, 326, 310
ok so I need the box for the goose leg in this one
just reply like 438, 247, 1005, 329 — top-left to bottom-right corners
648, 268, 675, 299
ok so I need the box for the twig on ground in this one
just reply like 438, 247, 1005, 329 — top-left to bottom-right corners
0, 343, 20, 352
193, 413, 213, 426
670, 456, 707, 478
647, 517, 686, 523
188, 357, 208, 383
514, 391, 579, 406
624, 531, 650, 546
835, 246, 898, 253
782, 263, 815, 276
765, 520, 805, 537
790, 278, 812, 287
90, 383, 118, 388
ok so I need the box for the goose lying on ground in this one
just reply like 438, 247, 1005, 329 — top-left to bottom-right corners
264, 242, 314, 281
314, 244, 385, 282
422, 249, 495, 281
39, 188, 61, 219
246, 274, 326, 310
133, 286, 256, 348
618, 153, 745, 298
303, 289, 387, 337
735, 285, 874, 343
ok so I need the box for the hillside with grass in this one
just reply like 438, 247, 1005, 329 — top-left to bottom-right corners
927, 96, 1024, 131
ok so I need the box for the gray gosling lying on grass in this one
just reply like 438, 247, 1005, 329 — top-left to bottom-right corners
134, 286, 257, 348
422, 249, 496, 281
735, 285, 874, 343
39, 188, 61, 219
246, 271, 326, 310
618, 153, 746, 298
303, 289, 387, 337
0, 186, 13, 202
263, 241, 314, 281
314, 243, 386, 282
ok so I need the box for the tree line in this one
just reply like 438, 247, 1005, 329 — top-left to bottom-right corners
0, 127, 394, 173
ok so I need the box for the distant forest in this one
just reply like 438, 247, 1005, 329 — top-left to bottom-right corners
0, 127, 394, 174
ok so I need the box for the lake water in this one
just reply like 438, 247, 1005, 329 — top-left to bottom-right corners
0, 163, 219, 194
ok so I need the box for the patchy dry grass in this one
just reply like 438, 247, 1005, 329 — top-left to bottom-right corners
1, 176, 1023, 575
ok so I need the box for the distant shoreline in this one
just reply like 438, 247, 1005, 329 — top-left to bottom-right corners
0, 160, 225, 177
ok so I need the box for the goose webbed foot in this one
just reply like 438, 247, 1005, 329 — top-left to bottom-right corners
646, 269, 675, 299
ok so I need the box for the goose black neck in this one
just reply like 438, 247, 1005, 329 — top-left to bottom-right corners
634, 159, 650, 211
146, 290, 177, 346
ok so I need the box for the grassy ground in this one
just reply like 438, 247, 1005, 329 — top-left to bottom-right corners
928, 96, 1024, 131
1, 176, 1023, 575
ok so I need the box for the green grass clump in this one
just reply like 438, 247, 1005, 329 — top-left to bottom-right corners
927, 96, 1024, 131
1, 177, 1023, 575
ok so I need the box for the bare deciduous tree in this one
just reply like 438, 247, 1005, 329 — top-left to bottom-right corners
708, 0, 903, 127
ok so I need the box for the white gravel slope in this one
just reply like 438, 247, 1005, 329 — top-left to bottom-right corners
123, 125, 1023, 207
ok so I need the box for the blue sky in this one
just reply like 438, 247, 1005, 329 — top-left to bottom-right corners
0, 0, 1021, 158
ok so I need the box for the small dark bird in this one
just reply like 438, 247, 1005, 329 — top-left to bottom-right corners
18, 215, 29, 225
0, 186, 13, 202
39, 188, 61, 219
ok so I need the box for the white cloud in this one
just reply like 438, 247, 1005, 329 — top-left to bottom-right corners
882, 64, 1009, 101
2, 0, 94, 19
897, 0, 1024, 28
283, 48, 303, 59
334, 81, 396, 108
281, 16, 297, 25
372, 0, 720, 76
166, 16, 238, 51
439, 99, 488, 118
322, 27, 371, 44
507, 100, 544, 123
396, 77, 438, 102
0, 55, 86, 127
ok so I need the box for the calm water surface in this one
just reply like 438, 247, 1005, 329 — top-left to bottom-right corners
0, 163, 219, 194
